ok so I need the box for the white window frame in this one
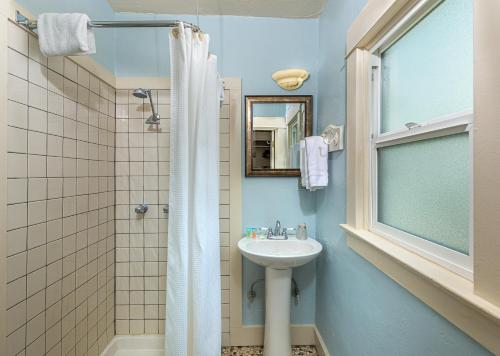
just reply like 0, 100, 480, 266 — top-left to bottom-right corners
368, 0, 473, 280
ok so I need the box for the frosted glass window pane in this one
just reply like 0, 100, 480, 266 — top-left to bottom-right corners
377, 133, 469, 254
381, 0, 473, 133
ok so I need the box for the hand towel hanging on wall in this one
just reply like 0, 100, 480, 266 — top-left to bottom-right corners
300, 136, 329, 191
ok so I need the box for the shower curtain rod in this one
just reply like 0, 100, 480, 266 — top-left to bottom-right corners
15, 10, 202, 32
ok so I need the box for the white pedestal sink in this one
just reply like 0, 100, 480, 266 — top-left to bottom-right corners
238, 236, 323, 356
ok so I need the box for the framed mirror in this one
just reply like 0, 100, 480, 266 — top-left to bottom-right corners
245, 95, 313, 176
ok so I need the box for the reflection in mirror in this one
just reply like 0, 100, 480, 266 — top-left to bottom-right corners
252, 103, 304, 169
246, 96, 312, 176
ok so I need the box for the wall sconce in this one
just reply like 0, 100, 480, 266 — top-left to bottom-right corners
272, 68, 310, 90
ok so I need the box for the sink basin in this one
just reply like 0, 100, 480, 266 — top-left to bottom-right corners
238, 236, 323, 269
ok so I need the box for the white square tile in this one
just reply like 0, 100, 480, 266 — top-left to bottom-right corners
63, 196, 76, 217
28, 200, 47, 225
28, 35, 47, 65
29, 59, 48, 88
28, 83, 48, 111
63, 117, 77, 139
8, 74, 28, 104
64, 58, 78, 82
158, 90, 170, 104
63, 158, 77, 177
28, 131, 47, 155
8, 22, 29, 55
77, 104, 89, 124
7, 178, 27, 205
8, 48, 28, 79
47, 178, 64, 199
27, 245, 46, 273
28, 178, 48, 202
28, 222, 47, 249
47, 135, 63, 157
77, 66, 90, 88
47, 156, 63, 178
7, 126, 27, 153
7, 277, 26, 309
63, 78, 78, 101
47, 239, 63, 265
7, 100, 28, 129
48, 56, 64, 75
47, 113, 64, 136
28, 154, 47, 177
63, 138, 77, 158
48, 69, 64, 95
7, 251, 27, 282
48, 91, 64, 116
29, 107, 48, 133
7, 153, 27, 178
63, 98, 77, 121
47, 219, 63, 244
47, 198, 63, 221
77, 85, 89, 106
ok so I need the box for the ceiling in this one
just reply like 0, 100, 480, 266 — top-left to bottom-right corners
107, 0, 325, 18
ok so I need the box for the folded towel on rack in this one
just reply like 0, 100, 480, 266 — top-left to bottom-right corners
37, 13, 96, 57
301, 136, 328, 190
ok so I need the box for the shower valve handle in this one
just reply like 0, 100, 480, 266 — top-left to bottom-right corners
135, 204, 148, 214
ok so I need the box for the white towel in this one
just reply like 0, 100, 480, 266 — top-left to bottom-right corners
304, 136, 328, 190
300, 140, 309, 189
37, 13, 96, 57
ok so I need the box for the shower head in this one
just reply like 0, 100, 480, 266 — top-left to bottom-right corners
133, 88, 160, 125
133, 88, 149, 99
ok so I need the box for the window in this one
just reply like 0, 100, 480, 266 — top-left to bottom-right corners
369, 0, 473, 278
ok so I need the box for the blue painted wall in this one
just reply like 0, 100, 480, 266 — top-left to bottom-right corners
314, 0, 492, 355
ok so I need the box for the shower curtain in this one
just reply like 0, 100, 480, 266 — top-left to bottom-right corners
166, 24, 221, 356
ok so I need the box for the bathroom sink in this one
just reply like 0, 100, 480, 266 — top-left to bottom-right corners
238, 235, 323, 355
238, 236, 322, 269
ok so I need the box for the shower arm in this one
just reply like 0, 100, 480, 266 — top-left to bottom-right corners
147, 90, 159, 118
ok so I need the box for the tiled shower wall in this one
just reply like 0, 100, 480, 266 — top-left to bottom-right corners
114, 87, 232, 345
5, 22, 116, 356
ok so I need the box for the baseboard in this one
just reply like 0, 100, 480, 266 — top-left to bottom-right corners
314, 326, 331, 356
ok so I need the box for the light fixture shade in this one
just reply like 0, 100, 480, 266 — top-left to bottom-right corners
272, 68, 310, 90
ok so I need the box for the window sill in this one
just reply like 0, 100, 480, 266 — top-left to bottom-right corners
340, 223, 500, 354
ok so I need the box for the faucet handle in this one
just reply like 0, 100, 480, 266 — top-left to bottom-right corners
267, 227, 274, 238
282, 227, 288, 239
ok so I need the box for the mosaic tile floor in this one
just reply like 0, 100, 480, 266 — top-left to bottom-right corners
221, 345, 317, 356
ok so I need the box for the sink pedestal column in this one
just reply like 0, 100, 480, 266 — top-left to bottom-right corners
264, 267, 292, 356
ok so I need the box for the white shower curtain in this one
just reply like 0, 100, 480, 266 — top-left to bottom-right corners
166, 24, 221, 356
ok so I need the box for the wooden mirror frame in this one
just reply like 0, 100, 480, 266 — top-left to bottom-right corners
245, 95, 313, 177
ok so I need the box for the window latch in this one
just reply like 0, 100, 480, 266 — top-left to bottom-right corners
405, 122, 421, 130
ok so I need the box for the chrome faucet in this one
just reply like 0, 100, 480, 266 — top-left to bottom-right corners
267, 220, 288, 240
274, 220, 281, 236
